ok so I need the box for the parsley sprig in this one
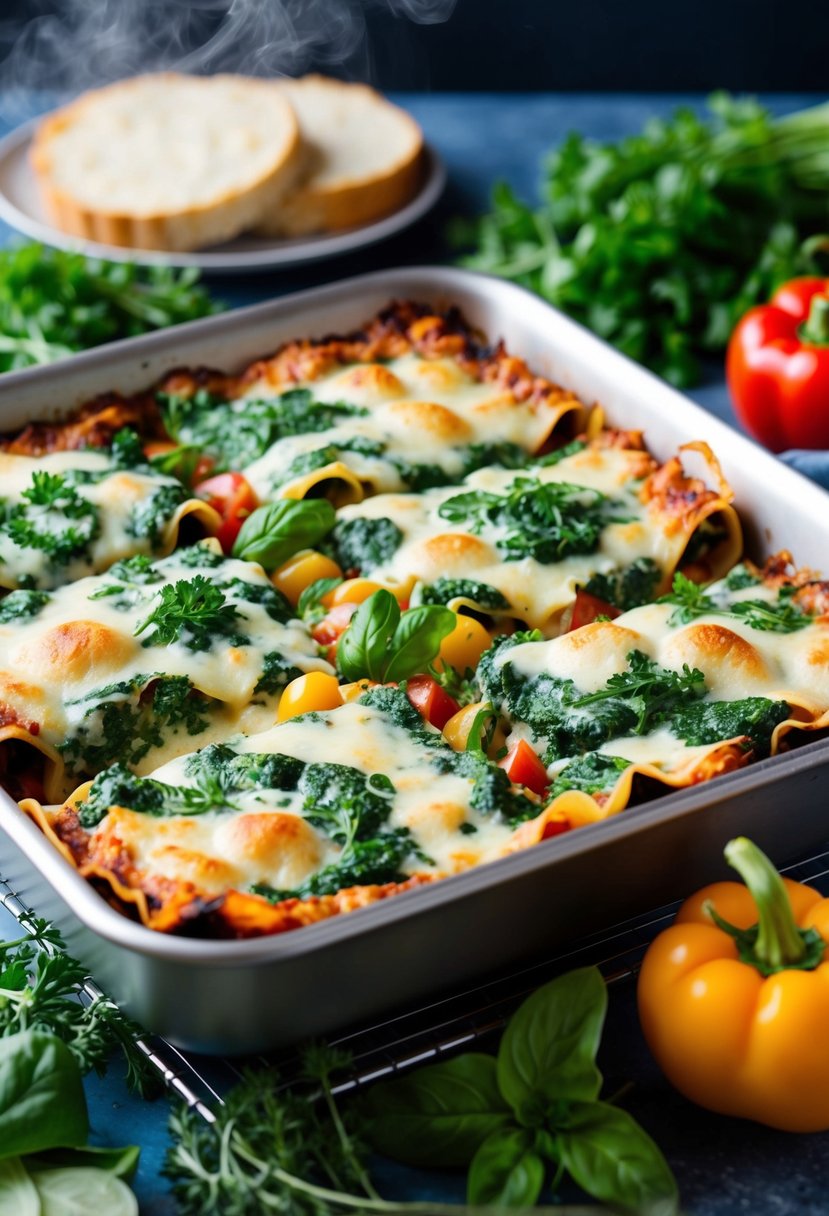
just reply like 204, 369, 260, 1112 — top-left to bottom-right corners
133, 576, 246, 651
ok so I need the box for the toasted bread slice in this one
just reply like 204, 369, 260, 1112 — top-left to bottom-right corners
31, 73, 302, 252
256, 75, 424, 237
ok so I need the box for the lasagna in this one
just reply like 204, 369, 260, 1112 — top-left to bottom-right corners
3, 302, 827, 938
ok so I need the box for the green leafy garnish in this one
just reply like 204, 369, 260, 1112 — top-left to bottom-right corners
438, 477, 630, 563
452, 93, 829, 387
0, 243, 218, 372
232, 499, 335, 571
133, 576, 246, 651
337, 590, 455, 683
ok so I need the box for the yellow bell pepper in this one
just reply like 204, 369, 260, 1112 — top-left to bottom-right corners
638, 836, 829, 1132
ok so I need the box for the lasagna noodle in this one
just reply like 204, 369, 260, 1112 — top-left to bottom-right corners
23, 699, 555, 936
0, 449, 219, 590
491, 573, 829, 816
331, 439, 741, 632
0, 542, 332, 801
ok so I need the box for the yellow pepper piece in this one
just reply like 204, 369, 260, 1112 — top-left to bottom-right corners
277, 672, 343, 722
435, 615, 492, 674
638, 836, 829, 1132
271, 551, 342, 607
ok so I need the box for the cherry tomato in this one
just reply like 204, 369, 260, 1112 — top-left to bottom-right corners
567, 589, 622, 631
499, 738, 549, 796
405, 675, 461, 731
195, 472, 258, 553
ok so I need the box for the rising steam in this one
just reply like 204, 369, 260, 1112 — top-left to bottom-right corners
0, 0, 458, 119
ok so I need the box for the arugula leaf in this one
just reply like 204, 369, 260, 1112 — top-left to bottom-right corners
0, 1031, 88, 1161
337, 590, 454, 683
467, 1128, 544, 1208
0, 589, 50, 624
232, 500, 335, 570
329, 516, 403, 574
134, 576, 246, 651
438, 477, 630, 563
497, 966, 606, 1121
359, 1054, 513, 1168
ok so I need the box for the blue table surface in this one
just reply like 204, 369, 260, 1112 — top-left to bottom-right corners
2, 91, 828, 1215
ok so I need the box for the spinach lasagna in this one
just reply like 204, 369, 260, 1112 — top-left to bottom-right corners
2, 301, 826, 939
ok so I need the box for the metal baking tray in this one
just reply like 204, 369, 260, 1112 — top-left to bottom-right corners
1, 266, 828, 1053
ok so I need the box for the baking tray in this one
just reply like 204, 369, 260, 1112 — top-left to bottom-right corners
1, 266, 828, 1054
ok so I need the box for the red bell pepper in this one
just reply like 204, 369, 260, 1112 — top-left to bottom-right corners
195, 472, 258, 553
727, 277, 829, 451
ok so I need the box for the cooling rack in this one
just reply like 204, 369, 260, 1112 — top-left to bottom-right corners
4, 843, 829, 1123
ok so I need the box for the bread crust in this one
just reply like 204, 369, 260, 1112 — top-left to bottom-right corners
31, 73, 303, 252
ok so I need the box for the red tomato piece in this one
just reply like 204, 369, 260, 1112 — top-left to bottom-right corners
405, 674, 461, 731
568, 589, 622, 632
195, 472, 258, 553
499, 738, 549, 796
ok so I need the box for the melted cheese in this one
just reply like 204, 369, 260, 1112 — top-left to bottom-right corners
333, 446, 708, 631
0, 450, 216, 590
242, 352, 578, 502
107, 701, 528, 895
0, 543, 332, 786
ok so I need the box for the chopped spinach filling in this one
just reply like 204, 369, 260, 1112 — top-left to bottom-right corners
158, 386, 369, 471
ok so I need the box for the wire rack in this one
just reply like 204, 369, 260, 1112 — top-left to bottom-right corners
4, 843, 829, 1123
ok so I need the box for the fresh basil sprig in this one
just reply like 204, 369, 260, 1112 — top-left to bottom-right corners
361, 966, 678, 1213
232, 499, 335, 571
337, 589, 455, 684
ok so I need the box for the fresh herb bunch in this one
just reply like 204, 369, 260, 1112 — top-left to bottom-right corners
452, 94, 829, 386
0, 243, 219, 372
0, 913, 158, 1096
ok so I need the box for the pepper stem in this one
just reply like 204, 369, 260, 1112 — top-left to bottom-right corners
800, 293, 829, 345
723, 837, 806, 969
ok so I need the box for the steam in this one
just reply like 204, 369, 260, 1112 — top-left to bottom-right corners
0, 0, 458, 120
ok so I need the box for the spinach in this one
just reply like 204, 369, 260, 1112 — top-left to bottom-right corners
336, 590, 454, 683
3, 471, 100, 568
584, 556, 661, 611
61, 675, 210, 776
134, 576, 246, 651
126, 482, 187, 548
363, 967, 677, 1213
438, 477, 630, 563
418, 578, 510, 611
329, 516, 403, 573
0, 589, 50, 623
548, 752, 631, 799
159, 386, 368, 472
725, 563, 762, 591
254, 651, 304, 695
232, 499, 335, 570
671, 697, 791, 753
0, 1031, 87, 1161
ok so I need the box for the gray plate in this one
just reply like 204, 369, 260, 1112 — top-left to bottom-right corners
0, 116, 446, 273
0, 266, 827, 1053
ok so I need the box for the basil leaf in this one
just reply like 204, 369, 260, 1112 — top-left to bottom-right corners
27, 1144, 140, 1180
557, 1100, 678, 1214
384, 605, 455, 683
231, 500, 335, 570
337, 589, 400, 682
467, 1128, 545, 1207
360, 1053, 513, 1168
0, 1031, 88, 1160
0, 1158, 39, 1216
497, 967, 606, 1122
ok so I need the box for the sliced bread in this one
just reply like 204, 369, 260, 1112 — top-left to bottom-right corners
31, 73, 302, 252
256, 75, 424, 237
